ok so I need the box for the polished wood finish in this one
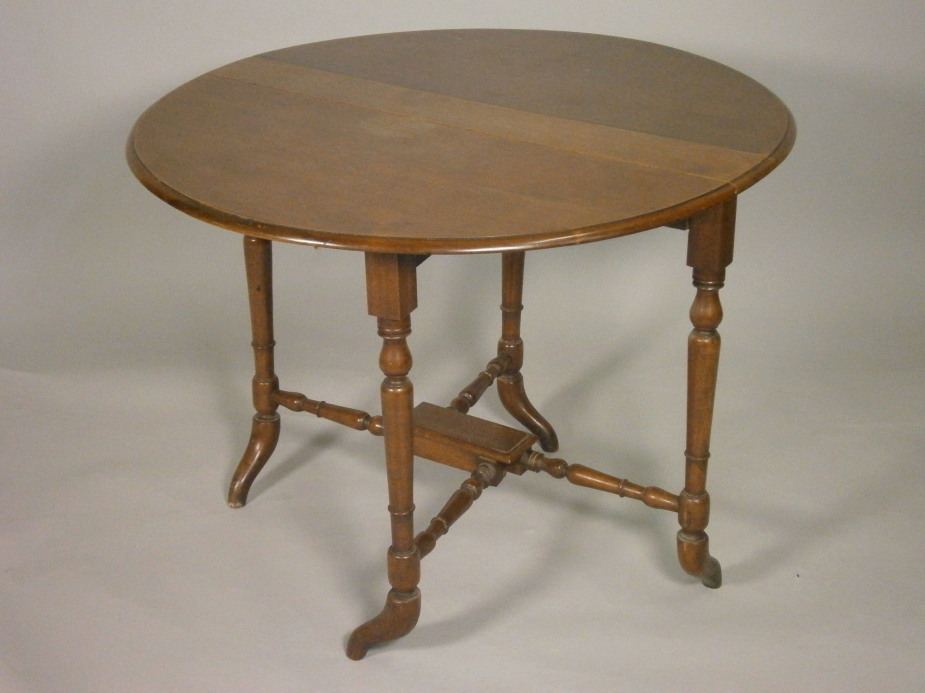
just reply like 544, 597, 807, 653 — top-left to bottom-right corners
520, 451, 679, 512
127, 30, 794, 254
676, 199, 738, 588
127, 30, 795, 659
413, 402, 536, 471
497, 252, 559, 451
227, 237, 280, 508
449, 252, 558, 451
346, 253, 421, 660
449, 355, 508, 414
415, 461, 504, 559
273, 391, 376, 432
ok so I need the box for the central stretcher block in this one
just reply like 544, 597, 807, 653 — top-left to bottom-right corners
412, 402, 537, 472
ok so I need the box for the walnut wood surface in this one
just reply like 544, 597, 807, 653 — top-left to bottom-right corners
347, 253, 421, 659
127, 29, 794, 254
412, 402, 537, 470
227, 237, 280, 508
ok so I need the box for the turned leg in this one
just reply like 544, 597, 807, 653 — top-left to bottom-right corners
678, 269, 724, 588
676, 199, 736, 588
497, 252, 559, 452
228, 236, 280, 508
347, 253, 423, 660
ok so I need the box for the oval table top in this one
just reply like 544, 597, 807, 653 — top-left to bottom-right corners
128, 29, 795, 254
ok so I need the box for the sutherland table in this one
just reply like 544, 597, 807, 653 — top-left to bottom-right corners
127, 30, 795, 659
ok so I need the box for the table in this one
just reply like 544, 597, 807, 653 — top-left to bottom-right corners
127, 29, 795, 659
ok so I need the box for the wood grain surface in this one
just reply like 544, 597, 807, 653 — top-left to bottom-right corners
128, 30, 794, 253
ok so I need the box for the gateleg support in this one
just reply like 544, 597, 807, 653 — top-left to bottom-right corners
347, 253, 423, 659
228, 236, 281, 508
676, 197, 737, 588
496, 252, 559, 451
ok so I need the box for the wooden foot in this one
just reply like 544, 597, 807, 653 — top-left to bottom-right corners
346, 588, 421, 660
497, 374, 558, 452
677, 529, 722, 588
497, 252, 559, 452
227, 414, 280, 507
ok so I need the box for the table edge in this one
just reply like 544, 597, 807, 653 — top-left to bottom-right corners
126, 94, 795, 255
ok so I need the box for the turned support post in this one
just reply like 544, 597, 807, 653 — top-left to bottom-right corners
228, 236, 281, 508
676, 198, 737, 588
347, 253, 423, 660
496, 252, 559, 451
